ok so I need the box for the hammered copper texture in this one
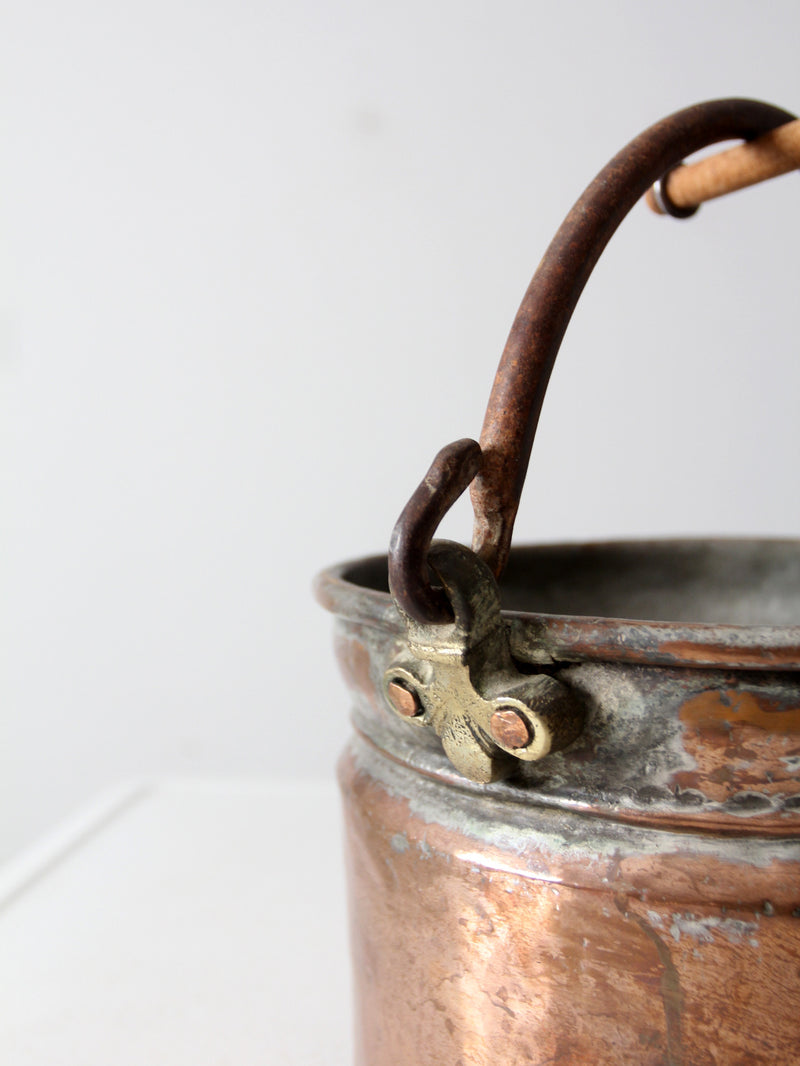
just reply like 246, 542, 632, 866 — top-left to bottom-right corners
317, 541, 800, 1064
340, 748, 800, 1066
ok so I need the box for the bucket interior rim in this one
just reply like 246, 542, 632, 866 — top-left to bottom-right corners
315, 537, 800, 670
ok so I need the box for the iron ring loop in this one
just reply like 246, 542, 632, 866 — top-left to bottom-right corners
651, 163, 700, 219
388, 439, 482, 625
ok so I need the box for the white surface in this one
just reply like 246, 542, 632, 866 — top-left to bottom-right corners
2, 0, 800, 859
0, 780, 352, 1065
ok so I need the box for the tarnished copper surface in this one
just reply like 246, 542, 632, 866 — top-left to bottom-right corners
316, 541, 800, 670
332, 628, 385, 714
319, 543, 800, 1061
340, 743, 800, 1065
319, 542, 800, 835
672, 688, 800, 804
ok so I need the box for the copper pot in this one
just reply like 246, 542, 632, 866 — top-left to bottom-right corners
316, 98, 800, 1066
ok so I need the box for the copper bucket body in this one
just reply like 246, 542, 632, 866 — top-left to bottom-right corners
316, 100, 800, 1065
317, 541, 800, 1065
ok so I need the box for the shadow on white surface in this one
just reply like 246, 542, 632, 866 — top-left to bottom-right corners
0, 779, 352, 1065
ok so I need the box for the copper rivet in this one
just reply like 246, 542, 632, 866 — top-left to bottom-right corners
490, 709, 530, 749
388, 680, 421, 718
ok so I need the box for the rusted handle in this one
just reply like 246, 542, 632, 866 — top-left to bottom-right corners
388, 439, 482, 624
471, 98, 796, 578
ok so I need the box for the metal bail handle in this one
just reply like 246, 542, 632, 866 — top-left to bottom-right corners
472, 96, 796, 580
388, 97, 796, 627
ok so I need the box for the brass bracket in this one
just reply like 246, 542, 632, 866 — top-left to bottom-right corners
384, 541, 584, 783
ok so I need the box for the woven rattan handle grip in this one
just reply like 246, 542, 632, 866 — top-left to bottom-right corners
471, 98, 796, 578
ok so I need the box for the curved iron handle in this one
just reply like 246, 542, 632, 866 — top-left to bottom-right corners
471, 97, 795, 578
388, 438, 481, 624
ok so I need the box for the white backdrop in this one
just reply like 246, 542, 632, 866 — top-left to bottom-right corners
2, 0, 799, 860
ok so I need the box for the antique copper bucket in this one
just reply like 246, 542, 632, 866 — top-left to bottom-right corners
315, 99, 800, 1065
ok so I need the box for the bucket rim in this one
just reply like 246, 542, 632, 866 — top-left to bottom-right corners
315, 537, 800, 671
